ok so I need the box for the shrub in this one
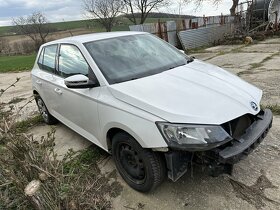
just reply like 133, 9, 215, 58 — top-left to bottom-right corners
0, 79, 122, 209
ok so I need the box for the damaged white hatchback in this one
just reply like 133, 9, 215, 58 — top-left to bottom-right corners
32, 32, 273, 192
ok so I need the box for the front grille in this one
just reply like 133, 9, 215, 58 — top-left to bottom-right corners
222, 113, 258, 140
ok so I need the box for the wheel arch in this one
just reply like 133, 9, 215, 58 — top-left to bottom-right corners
33, 89, 39, 96
105, 124, 146, 153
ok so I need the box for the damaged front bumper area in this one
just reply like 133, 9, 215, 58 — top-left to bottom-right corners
165, 109, 273, 182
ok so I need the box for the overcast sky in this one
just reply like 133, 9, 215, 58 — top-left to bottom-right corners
0, 0, 235, 26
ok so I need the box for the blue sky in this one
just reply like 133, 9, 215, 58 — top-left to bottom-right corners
0, 0, 234, 26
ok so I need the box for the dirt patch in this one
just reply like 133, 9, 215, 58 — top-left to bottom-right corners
229, 172, 279, 209
207, 52, 273, 69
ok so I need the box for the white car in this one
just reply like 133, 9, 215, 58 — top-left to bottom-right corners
32, 31, 273, 192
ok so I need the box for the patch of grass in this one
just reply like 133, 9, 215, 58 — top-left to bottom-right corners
0, 25, 14, 36
63, 146, 107, 174
247, 52, 279, 71
8, 97, 25, 104
14, 115, 44, 133
231, 46, 246, 53
61, 146, 122, 208
188, 45, 211, 53
250, 63, 263, 69
217, 51, 227, 56
223, 63, 234, 67
0, 54, 36, 73
0, 107, 11, 119
262, 52, 280, 63
261, 104, 280, 115
237, 70, 251, 76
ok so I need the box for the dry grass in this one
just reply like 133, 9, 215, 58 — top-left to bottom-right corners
0, 79, 122, 210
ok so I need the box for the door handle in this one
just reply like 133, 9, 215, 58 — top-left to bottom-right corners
36, 80, 42, 85
54, 88, 63, 95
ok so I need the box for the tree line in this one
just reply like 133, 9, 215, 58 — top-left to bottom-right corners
10, 0, 239, 53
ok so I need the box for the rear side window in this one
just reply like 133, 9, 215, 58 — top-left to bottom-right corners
58, 44, 89, 78
38, 45, 58, 73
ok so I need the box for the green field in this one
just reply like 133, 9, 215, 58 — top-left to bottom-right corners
0, 18, 131, 36
0, 54, 36, 73
0, 17, 180, 36
0, 25, 14, 36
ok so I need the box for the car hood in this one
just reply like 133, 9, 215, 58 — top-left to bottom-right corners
108, 60, 262, 125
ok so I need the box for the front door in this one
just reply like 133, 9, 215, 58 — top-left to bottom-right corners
51, 44, 102, 148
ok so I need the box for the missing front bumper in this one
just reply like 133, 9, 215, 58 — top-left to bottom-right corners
165, 109, 273, 182
217, 109, 273, 164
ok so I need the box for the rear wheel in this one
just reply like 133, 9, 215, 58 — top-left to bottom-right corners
112, 132, 166, 192
35, 95, 58, 125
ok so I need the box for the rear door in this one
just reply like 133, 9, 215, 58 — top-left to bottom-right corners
51, 44, 102, 147
33, 44, 59, 112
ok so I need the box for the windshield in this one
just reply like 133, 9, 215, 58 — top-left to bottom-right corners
84, 34, 190, 84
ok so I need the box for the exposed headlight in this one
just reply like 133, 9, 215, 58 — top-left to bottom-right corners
156, 122, 232, 150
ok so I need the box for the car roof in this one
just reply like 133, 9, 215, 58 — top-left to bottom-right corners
43, 31, 147, 46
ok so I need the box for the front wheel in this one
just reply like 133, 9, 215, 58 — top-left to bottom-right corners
112, 132, 166, 192
35, 95, 58, 125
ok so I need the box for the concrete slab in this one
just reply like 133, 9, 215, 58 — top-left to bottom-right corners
204, 45, 243, 53
207, 53, 273, 69
29, 123, 92, 158
241, 70, 280, 105
241, 44, 280, 53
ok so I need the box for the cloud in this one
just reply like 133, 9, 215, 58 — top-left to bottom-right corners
0, 18, 11, 26
0, 0, 74, 9
0, 0, 83, 26
0, 0, 9, 7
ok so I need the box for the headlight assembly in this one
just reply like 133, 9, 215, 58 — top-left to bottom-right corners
156, 122, 232, 151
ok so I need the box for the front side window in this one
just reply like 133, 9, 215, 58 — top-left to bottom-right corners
58, 45, 89, 78
38, 45, 57, 73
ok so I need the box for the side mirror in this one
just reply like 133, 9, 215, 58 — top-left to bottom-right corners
64, 75, 98, 89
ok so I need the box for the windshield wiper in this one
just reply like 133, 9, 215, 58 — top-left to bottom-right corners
168, 63, 187, 70
187, 57, 195, 64
128, 77, 140, 81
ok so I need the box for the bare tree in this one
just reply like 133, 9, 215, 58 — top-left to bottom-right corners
83, 0, 124, 32
185, 0, 239, 16
123, 0, 170, 24
13, 12, 50, 51
230, 0, 239, 16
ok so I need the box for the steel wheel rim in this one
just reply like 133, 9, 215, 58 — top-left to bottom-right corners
37, 99, 48, 122
118, 143, 146, 185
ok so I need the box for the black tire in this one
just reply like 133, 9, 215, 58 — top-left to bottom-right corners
112, 132, 166, 192
35, 95, 58, 125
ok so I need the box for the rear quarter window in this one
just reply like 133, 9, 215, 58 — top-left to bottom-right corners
37, 45, 58, 73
